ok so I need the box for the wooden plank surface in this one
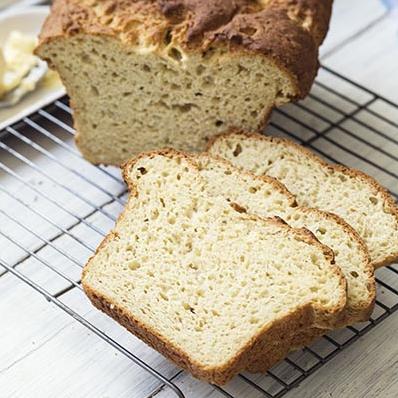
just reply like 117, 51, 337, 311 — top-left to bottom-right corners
324, 8, 398, 102
0, 273, 179, 398
1, 1, 398, 397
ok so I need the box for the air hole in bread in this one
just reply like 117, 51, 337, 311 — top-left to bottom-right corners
129, 260, 140, 270
159, 292, 169, 301
163, 29, 172, 45
196, 64, 205, 75
203, 76, 214, 86
79, 53, 92, 64
369, 197, 378, 205
233, 144, 242, 157
237, 64, 248, 74
172, 103, 196, 113
103, 16, 114, 26
240, 26, 257, 36
138, 167, 147, 175
91, 86, 99, 96
169, 47, 182, 61
310, 254, 320, 267
230, 202, 247, 213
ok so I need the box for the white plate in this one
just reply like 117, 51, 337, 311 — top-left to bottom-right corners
0, 1, 46, 12
0, 6, 66, 131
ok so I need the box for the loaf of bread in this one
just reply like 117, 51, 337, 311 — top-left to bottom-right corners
82, 150, 346, 384
36, 0, 332, 165
195, 153, 375, 372
207, 131, 398, 268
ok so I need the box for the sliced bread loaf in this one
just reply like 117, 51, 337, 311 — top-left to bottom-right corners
36, 0, 332, 165
207, 132, 398, 268
82, 150, 345, 384
195, 154, 375, 373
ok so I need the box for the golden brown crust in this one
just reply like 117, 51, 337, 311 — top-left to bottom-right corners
37, 0, 332, 99
207, 130, 398, 269
295, 207, 375, 325
84, 280, 316, 384
246, 326, 325, 373
82, 148, 346, 384
270, 0, 333, 45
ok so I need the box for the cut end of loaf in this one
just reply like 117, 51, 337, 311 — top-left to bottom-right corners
36, 33, 298, 165
82, 150, 346, 383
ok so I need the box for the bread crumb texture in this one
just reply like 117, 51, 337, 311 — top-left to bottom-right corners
208, 132, 398, 269
82, 150, 345, 384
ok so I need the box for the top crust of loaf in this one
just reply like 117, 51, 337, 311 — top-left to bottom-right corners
36, 0, 332, 98
207, 131, 398, 268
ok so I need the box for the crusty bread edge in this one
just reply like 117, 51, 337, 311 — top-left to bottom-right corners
206, 130, 398, 268
82, 148, 346, 384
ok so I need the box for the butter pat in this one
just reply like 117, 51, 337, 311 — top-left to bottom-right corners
0, 31, 62, 100
0, 31, 38, 98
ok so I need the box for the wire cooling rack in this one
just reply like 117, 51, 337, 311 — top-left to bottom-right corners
0, 65, 397, 398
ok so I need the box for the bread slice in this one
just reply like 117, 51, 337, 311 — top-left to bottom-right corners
35, 0, 332, 165
82, 150, 346, 384
207, 132, 398, 268
195, 154, 375, 373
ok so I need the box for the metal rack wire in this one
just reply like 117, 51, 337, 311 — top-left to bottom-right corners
0, 65, 397, 397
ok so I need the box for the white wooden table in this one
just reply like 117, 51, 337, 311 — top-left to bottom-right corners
1, 1, 398, 397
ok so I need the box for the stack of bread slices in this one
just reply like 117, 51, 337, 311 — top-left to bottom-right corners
82, 131, 398, 384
